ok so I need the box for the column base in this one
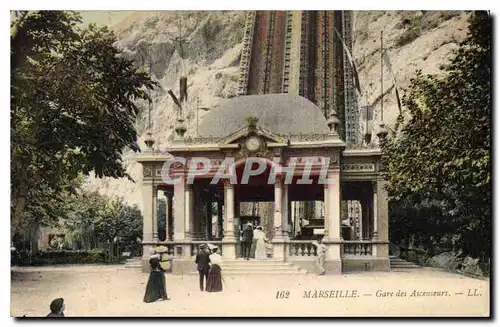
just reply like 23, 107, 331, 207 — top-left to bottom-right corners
141, 258, 151, 273
271, 241, 286, 261
141, 243, 153, 273
222, 237, 236, 259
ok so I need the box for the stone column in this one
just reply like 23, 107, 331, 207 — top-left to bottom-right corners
141, 181, 154, 272
323, 183, 329, 238
272, 176, 286, 260
273, 177, 283, 239
376, 179, 389, 259
184, 184, 194, 240
287, 194, 292, 239
152, 186, 158, 241
173, 175, 185, 241
222, 182, 236, 258
323, 170, 341, 274
282, 183, 290, 241
372, 182, 378, 240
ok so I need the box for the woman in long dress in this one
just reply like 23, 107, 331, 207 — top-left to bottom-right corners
206, 247, 223, 292
254, 226, 267, 260
143, 254, 170, 303
250, 226, 257, 259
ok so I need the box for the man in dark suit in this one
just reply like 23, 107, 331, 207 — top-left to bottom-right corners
241, 223, 254, 260
195, 244, 211, 291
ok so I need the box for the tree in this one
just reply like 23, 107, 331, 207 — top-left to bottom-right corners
157, 199, 166, 241
62, 192, 142, 252
11, 11, 157, 234
383, 11, 491, 261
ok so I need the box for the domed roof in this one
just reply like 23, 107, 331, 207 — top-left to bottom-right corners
198, 94, 330, 137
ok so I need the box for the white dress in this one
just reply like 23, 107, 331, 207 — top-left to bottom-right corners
253, 230, 267, 260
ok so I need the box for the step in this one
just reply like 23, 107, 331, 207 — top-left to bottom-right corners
222, 266, 300, 272
188, 270, 306, 276
389, 255, 421, 270
222, 264, 296, 270
125, 264, 142, 268
219, 261, 293, 265
390, 262, 420, 266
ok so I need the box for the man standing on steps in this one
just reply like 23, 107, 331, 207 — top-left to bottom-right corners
241, 223, 254, 260
312, 236, 327, 275
195, 244, 211, 291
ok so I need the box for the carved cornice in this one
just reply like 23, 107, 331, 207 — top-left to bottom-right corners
345, 143, 379, 150
277, 133, 331, 142
341, 163, 375, 172
185, 135, 221, 145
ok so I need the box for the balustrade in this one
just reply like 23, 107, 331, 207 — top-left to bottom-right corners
342, 241, 373, 256
144, 240, 379, 259
287, 241, 317, 257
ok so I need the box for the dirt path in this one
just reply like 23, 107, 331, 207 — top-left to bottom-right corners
11, 266, 489, 317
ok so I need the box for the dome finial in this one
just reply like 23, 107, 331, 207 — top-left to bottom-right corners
327, 108, 341, 136
144, 131, 155, 150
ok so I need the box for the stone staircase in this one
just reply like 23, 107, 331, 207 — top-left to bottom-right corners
124, 257, 142, 269
125, 257, 307, 275
188, 259, 307, 276
390, 255, 421, 270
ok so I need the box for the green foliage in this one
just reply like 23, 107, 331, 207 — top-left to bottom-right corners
11, 11, 157, 233
157, 199, 167, 241
395, 11, 462, 47
20, 250, 124, 266
62, 191, 143, 249
384, 12, 491, 261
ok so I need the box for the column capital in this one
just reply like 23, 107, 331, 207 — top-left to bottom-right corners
223, 180, 234, 189
275, 175, 284, 188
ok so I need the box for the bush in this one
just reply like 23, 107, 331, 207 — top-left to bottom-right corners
18, 250, 124, 266
396, 28, 421, 46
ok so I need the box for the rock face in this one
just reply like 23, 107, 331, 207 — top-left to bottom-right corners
80, 11, 471, 209
426, 252, 487, 277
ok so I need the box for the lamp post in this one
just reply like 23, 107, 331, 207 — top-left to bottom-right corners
196, 97, 211, 136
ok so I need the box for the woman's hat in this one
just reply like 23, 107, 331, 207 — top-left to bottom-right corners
153, 245, 168, 253
50, 298, 64, 313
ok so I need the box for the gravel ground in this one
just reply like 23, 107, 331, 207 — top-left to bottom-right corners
11, 265, 489, 317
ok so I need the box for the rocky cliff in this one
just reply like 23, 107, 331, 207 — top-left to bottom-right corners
80, 11, 471, 208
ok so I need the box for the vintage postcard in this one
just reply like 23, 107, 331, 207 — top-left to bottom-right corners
10, 9, 490, 318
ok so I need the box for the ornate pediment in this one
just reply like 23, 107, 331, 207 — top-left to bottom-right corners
218, 125, 288, 145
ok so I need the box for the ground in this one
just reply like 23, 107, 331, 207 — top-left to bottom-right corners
11, 265, 489, 317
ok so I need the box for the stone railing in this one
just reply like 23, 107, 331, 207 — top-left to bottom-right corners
143, 240, 223, 257
190, 241, 224, 256
287, 241, 318, 257
144, 239, 385, 259
342, 241, 374, 256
